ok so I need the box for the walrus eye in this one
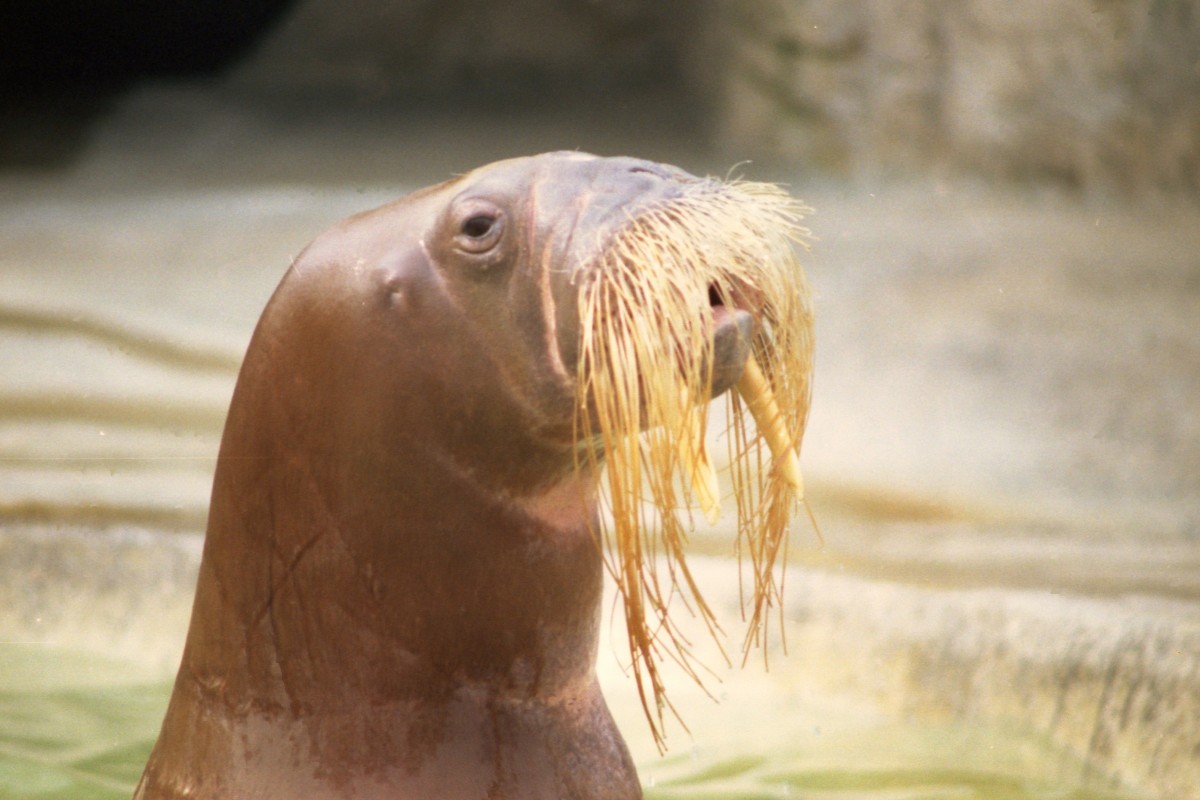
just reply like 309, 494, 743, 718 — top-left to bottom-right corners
462, 215, 495, 238
454, 204, 505, 255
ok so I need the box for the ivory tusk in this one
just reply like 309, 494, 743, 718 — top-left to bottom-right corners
735, 355, 805, 498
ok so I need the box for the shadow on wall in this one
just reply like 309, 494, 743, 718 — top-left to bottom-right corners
0, 0, 298, 167
0, 0, 705, 171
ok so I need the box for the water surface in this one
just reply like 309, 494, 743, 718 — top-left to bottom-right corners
0, 643, 1135, 800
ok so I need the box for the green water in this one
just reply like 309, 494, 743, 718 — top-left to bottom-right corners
0, 645, 1136, 800
0, 647, 168, 800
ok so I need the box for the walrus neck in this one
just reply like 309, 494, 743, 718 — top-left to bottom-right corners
189, 444, 604, 703
138, 454, 624, 797
510, 467, 601, 531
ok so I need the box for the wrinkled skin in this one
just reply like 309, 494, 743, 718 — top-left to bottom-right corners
134, 152, 755, 800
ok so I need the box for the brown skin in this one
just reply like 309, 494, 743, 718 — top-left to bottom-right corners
134, 153, 754, 800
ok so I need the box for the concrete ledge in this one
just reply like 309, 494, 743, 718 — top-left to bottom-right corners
782, 566, 1200, 799
3, 526, 1195, 796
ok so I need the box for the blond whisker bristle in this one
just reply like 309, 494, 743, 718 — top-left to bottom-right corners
575, 177, 813, 747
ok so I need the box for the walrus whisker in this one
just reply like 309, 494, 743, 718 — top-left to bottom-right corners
675, 388, 722, 524
574, 175, 812, 746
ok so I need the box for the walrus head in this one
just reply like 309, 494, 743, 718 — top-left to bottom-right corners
136, 152, 812, 799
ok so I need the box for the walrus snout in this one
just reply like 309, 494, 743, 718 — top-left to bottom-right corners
710, 304, 755, 398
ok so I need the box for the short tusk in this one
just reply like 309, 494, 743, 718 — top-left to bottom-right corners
735, 355, 805, 498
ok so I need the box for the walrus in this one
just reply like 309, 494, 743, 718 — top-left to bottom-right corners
134, 152, 813, 800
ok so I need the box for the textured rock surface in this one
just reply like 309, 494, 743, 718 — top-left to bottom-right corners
702, 0, 1200, 193
784, 567, 1200, 798
224, 0, 1200, 193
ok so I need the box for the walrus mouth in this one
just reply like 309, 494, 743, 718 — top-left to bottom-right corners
574, 176, 813, 743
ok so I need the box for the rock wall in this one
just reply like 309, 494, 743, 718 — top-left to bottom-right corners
705, 0, 1200, 193
230, 0, 700, 100
227, 0, 1200, 193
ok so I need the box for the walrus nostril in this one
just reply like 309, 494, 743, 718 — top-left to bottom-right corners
627, 161, 681, 180
708, 284, 725, 307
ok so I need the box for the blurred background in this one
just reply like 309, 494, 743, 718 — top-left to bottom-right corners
1, 2, 1198, 799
